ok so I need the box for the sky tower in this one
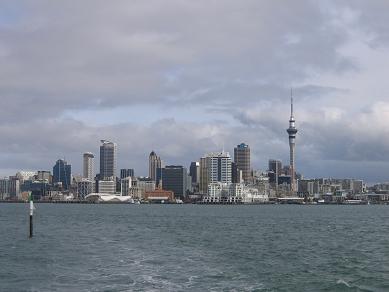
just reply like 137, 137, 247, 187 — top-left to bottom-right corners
287, 90, 298, 193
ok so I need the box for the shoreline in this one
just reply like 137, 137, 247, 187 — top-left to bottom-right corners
0, 200, 387, 205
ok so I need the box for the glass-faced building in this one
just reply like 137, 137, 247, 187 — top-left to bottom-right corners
53, 159, 71, 190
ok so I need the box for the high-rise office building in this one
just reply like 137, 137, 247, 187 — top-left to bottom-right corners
189, 162, 200, 184
199, 157, 208, 194
269, 159, 282, 174
231, 162, 242, 183
286, 93, 298, 193
234, 143, 251, 182
149, 151, 162, 183
268, 159, 282, 184
205, 151, 232, 184
120, 169, 134, 179
83, 152, 94, 180
161, 165, 191, 199
53, 159, 71, 190
100, 140, 117, 180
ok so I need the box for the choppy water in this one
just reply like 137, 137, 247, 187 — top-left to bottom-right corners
1, 204, 389, 291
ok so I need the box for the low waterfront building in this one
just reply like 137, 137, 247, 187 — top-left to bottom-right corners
136, 177, 156, 194
0, 177, 19, 200
85, 193, 133, 203
144, 189, 175, 203
126, 177, 156, 199
77, 179, 94, 199
203, 182, 268, 204
297, 178, 366, 197
354, 193, 389, 203
97, 180, 115, 194
128, 187, 143, 199
0, 178, 9, 199
121, 176, 132, 196
21, 180, 51, 200
322, 191, 348, 203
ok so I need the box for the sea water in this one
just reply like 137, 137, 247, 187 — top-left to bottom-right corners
1, 204, 389, 291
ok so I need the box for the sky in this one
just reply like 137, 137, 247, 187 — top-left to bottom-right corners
1, 0, 389, 183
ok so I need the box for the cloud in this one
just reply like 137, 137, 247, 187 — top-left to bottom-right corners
0, 1, 389, 183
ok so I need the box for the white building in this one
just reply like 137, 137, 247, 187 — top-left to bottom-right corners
83, 152, 94, 180
97, 180, 115, 194
85, 193, 134, 203
241, 187, 269, 203
206, 151, 232, 184
16, 171, 37, 182
204, 182, 268, 204
199, 151, 232, 194
207, 182, 229, 199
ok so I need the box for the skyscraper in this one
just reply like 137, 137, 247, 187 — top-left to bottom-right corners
100, 140, 117, 180
286, 92, 298, 193
199, 157, 208, 194
268, 159, 282, 184
53, 159, 71, 190
189, 161, 200, 184
83, 152, 94, 180
231, 162, 242, 183
234, 143, 251, 182
268, 159, 282, 195
205, 151, 232, 184
149, 151, 162, 182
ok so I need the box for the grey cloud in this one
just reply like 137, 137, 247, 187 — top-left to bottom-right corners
0, 0, 356, 120
0, 1, 388, 182
337, 0, 389, 47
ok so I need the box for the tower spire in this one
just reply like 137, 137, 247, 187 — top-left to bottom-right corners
287, 88, 298, 194
290, 88, 294, 118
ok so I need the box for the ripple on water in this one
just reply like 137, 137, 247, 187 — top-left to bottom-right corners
1, 204, 389, 291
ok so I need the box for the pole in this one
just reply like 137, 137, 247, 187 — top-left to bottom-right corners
29, 194, 33, 238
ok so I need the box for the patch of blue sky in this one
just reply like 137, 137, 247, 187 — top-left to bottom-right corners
0, 2, 23, 27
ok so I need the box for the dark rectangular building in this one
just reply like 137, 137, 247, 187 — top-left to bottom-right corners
161, 165, 191, 199
234, 143, 251, 182
189, 162, 199, 183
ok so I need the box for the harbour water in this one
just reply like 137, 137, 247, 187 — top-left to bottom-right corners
1, 204, 389, 291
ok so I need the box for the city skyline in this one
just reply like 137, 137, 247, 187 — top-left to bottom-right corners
1, 1, 389, 183
0, 111, 386, 185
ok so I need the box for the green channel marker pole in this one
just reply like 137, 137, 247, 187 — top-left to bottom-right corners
29, 193, 33, 238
